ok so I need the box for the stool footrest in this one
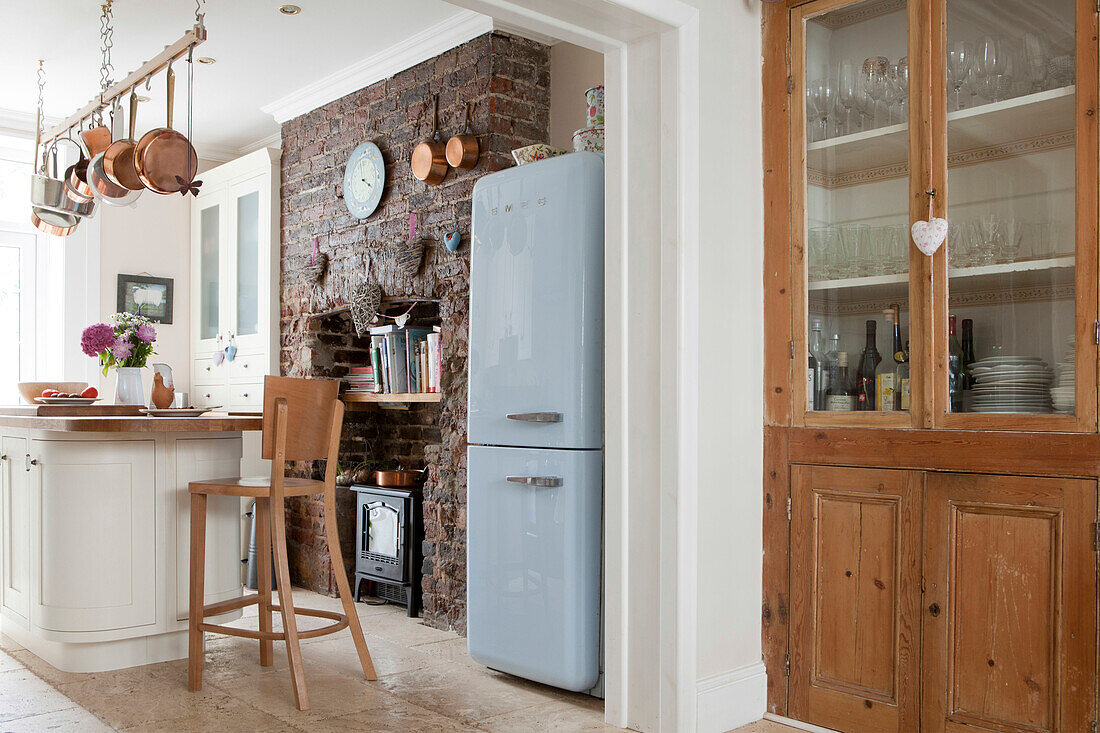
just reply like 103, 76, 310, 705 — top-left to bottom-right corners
199, 605, 349, 642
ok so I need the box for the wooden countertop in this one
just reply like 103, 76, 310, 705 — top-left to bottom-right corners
0, 408, 262, 433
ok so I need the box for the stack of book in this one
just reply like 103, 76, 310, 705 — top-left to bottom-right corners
368, 325, 443, 394
343, 366, 376, 394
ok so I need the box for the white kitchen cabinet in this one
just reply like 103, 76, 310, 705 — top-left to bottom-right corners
1, 437, 29, 622
190, 148, 280, 409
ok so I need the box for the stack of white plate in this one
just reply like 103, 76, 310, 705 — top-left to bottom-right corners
1051, 336, 1075, 413
969, 356, 1053, 413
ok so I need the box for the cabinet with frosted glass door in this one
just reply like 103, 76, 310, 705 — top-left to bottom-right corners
788, 0, 1098, 431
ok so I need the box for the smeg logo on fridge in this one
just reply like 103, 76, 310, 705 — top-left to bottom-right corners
490, 197, 547, 215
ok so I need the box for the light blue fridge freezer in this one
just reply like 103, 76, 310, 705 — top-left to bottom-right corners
467, 152, 604, 692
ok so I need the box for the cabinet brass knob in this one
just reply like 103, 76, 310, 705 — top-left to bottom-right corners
928, 602, 940, 617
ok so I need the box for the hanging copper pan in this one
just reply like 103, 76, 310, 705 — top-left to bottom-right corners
31, 206, 80, 236
134, 66, 197, 194
103, 90, 145, 191
79, 124, 111, 159
411, 94, 447, 186
445, 102, 479, 170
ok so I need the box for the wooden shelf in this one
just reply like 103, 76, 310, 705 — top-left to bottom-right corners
342, 392, 443, 411
808, 256, 1076, 305
807, 86, 1075, 178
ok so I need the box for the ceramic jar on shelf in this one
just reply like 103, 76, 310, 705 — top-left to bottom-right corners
573, 85, 606, 154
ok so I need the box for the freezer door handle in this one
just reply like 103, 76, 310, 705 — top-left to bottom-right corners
506, 475, 564, 488
505, 412, 563, 423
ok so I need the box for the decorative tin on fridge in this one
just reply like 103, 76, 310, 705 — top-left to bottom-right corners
572, 125, 605, 154
584, 85, 605, 127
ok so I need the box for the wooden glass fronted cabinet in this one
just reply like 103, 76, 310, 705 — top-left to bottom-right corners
763, 0, 1100, 730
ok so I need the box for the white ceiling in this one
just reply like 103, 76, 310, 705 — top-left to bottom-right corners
0, 0, 480, 158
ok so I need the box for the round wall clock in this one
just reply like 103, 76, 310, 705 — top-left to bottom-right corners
343, 141, 385, 219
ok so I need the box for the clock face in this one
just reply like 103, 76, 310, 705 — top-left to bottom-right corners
343, 141, 385, 219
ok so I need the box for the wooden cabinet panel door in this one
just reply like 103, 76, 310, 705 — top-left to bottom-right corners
790, 465, 922, 731
922, 473, 1097, 732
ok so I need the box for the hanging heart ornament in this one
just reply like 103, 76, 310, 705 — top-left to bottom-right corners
911, 217, 949, 257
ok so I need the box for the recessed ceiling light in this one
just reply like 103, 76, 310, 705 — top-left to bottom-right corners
136, 95, 151, 102
197, 56, 216, 65
278, 4, 301, 15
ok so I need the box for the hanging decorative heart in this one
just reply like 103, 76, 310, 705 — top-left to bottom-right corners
350, 281, 382, 337
911, 217, 949, 257
911, 188, 948, 256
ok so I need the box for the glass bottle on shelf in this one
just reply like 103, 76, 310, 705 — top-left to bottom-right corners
809, 319, 826, 410
948, 315, 964, 412
856, 320, 881, 411
823, 333, 840, 399
897, 339, 911, 412
875, 306, 903, 410
826, 352, 856, 411
961, 318, 976, 385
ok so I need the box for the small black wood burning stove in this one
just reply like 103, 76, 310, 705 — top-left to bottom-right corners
350, 485, 422, 617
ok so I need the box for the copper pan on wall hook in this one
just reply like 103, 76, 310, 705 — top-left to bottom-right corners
446, 101, 479, 170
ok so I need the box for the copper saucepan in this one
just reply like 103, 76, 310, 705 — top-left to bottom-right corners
103, 90, 145, 191
411, 94, 447, 186
134, 65, 198, 194
31, 206, 80, 236
373, 468, 428, 488
445, 102, 479, 170
88, 102, 142, 206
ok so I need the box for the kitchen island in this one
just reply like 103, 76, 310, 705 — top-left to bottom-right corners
0, 410, 262, 672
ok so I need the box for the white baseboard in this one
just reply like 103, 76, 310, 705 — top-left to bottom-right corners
762, 712, 840, 732
696, 661, 767, 733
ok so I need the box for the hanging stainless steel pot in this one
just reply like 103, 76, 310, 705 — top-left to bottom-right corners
30, 138, 95, 218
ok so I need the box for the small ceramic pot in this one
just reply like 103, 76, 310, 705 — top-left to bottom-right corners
511, 144, 568, 166
572, 125, 605, 154
585, 85, 605, 127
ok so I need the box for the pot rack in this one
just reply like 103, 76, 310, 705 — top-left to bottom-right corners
41, 22, 207, 145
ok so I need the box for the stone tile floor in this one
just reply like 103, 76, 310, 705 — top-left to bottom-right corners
0, 588, 800, 732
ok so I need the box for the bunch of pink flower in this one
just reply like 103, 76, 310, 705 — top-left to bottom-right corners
81, 313, 158, 375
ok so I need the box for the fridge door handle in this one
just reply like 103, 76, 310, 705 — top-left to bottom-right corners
505, 412, 563, 423
506, 475, 564, 488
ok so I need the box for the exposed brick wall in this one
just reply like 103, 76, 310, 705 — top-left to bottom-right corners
278, 32, 551, 632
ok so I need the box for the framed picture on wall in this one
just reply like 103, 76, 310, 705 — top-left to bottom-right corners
117, 274, 174, 324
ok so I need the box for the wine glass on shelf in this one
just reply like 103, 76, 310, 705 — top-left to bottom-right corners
817, 77, 837, 141
976, 35, 1007, 102
888, 57, 909, 124
837, 59, 858, 134
947, 41, 972, 111
861, 56, 889, 128
806, 79, 823, 142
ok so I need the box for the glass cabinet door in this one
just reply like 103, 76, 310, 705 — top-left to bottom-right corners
938, 0, 1096, 429
197, 199, 221, 345
793, 0, 917, 424
228, 173, 268, 352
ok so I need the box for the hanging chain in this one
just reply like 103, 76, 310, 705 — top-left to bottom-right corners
194, 0, 206, 30
35, 60, 45, 173
99, 1, 114, 95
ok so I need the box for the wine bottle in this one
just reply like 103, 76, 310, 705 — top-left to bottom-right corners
826, 352, 856, 411
896, 338, 911, 411
961, 318, 976, 389
875, 306, 903, 410
856, 319, 881, 411
824, 333, 840, 399
948, 315, 964, 412
809, 319, 826, 410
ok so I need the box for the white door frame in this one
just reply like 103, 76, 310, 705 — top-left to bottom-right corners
447, 2, 702, 730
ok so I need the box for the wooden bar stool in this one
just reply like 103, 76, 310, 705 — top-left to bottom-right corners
187, 375, 375, 710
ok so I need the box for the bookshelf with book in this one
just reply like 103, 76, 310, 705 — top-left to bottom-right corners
341, 324, 443, 409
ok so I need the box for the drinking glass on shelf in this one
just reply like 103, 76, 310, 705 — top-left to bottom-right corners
999, 217, 1023, 263
837, 59, 858, 134
888, 58, 909, 123
882, 225, 905, 274
806, 79, 823, 142
821, 226, 842, 278
837, 223, 865, 277
975, 214, 1002, 265
947, 41, 972, 110
1021, 33, 1048, 93
808, 227, 827, 280
861, 56, 890, 127
818, 77, 837, 140
976, 35, 1007, 101
948, 223, 967, 268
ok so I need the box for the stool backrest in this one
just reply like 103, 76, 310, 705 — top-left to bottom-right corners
261, 376, 342, 462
